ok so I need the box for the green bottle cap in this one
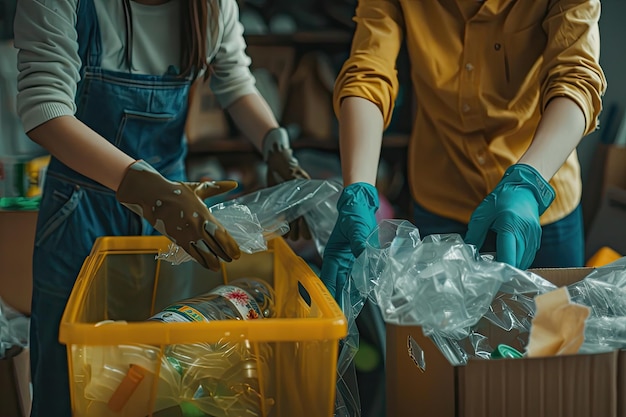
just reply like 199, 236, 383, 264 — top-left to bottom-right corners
490, 344, 523, 359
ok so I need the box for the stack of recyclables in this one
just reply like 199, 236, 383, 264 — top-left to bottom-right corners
59, 236, 347, 417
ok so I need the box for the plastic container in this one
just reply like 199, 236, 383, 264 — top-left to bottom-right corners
60, 236, 347, 417
148, 278, 276, 323
0, 154, 50, 210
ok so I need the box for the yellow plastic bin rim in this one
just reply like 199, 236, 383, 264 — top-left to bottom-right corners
59, 236, 348, 346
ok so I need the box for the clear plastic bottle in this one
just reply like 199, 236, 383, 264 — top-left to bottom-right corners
148, 278, 277, 416
149, 277, 275, 323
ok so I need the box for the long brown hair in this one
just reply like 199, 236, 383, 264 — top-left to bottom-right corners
180, 1, 220, 79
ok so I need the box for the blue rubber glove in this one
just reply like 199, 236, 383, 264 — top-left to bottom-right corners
320, 183, 379, 301
465, 164, 555, 270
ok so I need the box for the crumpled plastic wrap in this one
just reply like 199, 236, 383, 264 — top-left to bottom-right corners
0, 297, 29, 358
156, 179, 342, 263
351, 220, 558, 366
351, 219, 626, 366
567, 257, 626, 352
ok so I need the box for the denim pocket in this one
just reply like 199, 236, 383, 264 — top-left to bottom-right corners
35, 174, 83, 249
114, 109, 184, 167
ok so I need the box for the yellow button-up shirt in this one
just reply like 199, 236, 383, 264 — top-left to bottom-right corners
334, 0, 606, 224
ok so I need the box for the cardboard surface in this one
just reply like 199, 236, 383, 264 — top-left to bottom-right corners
586, 186, 626, 259
184, 77, 230, 147
0, 210, 37, 315
583, 144, 626, 259
0, 346, 31, 417
582, 144, 626, 232
620, 350, 626, 417
457, 349, 617, 417
386, 267, 620, 417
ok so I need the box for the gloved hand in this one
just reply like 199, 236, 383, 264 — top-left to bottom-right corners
263, 127, 312, 240
320, 183, 379, 301
116, 160, 241, 270
464, 163, 555, 270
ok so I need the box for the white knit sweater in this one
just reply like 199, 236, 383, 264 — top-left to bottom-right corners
14, 0, 257, 132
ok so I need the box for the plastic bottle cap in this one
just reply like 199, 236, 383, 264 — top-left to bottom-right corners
490, 344, 523, 359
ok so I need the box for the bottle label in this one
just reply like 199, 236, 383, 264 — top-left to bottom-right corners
150, 285, 263, 322
210, 285, 263, 320
150, 304, 207, 323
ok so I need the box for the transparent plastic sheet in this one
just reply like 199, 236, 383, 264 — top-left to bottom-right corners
567, 257, 626, 352
156, 179, 342, 264
350, 220, 558, 366
0, 296, 29, 358
333, 277, 369, 417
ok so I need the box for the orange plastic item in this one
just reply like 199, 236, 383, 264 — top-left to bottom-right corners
586, 246, 622, 267
107, 365, 147, 412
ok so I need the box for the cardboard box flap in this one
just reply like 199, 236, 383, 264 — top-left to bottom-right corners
529, 267, 595, 287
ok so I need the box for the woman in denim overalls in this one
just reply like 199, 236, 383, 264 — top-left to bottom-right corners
14, 1, 309, 415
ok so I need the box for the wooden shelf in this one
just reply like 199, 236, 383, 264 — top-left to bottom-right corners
187, 134, 409, 155
245, 31, 353, 47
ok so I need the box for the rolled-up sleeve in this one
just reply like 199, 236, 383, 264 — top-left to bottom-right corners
14, 0, 81, 133
333, 0, 404, 129
540, 0, 607, 136
209, 0, 258, 108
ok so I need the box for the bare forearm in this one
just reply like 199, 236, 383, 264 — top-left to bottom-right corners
518, 97, 586, 180
27, 116, 135, 190
226, 93, 279, 152
339, 97, 384, 186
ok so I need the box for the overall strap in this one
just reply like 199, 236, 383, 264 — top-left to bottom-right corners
75, 0, 102, 68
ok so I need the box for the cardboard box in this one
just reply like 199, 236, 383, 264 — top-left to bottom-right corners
386, 268, 621, 417
582, 144, 626, 232
184, 77, 231, 149
583, 144, 626, 260
0, 346, 31, 417
0, 210, 37, 315
586, 186, 626, 259
620, 350, 626, 417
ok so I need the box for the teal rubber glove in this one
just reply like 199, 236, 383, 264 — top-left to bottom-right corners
320, 183, 379, 301
465, 164, 555, 270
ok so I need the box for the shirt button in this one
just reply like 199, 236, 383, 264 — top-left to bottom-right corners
465, 63, 474, 71
494, 43, 501, 51
462, 103, 471, 113
477, 154, 486, 165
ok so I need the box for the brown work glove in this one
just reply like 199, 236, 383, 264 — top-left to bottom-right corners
262, 127, 312, 240
116, 160, 241, 270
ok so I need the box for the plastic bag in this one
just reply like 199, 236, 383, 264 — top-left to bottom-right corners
156, 179, 342, 263
0, 297, 29, 358
567, 257, 626, 351
350, 220, 557, 366
351, 220, 626, 367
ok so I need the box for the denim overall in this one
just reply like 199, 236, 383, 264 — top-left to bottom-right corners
29, 1, 193, 415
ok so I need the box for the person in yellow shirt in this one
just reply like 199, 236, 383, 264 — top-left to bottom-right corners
321, 0, 606, 298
